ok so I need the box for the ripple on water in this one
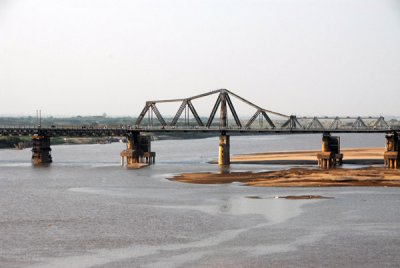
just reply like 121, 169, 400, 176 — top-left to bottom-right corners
30, 192, 323, 268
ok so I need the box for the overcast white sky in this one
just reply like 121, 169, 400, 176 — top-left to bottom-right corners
0, 0, 399, 117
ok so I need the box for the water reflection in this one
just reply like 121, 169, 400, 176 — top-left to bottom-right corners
190, 196, 318, 224
69, 186, 320, 225
218, 165, 230, 174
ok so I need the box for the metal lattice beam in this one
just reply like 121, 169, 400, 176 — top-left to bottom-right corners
219, 91, 227, 128
352, 117, 367, 129
261, 111, 275, 129
373, 116, 389, 129
225, 89, 289, 118
132, 89, 395, 132
206, 94, 222, 127
307, 117, 324, 129
245, 110, 261, 128
187, 100, 204, 126
282, 115, 302, 129
135, 104, 150, 126
225, 94, 242, 128
150, 104, 167, 127
170, 100, 187, 126
329, 117, 342, 130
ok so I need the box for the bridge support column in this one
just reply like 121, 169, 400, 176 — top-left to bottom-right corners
120, 132, 155, 168
317, 133, 342, 168
31, 134, 52, 165
384, 132, 399, 169
218, 132, 230, 166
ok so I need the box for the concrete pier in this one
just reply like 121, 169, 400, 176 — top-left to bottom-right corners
317, 133, 343, 168
218, 133, 230, 166
31, 134, 52, 165
120, 133, 155, 168
384, 132, 399, 169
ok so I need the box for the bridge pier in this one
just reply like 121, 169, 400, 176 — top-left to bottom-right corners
218, 132, 230, 166
317, 133, 342, 168
31, 134, 52, 165
120, 132, 155, 168
384, 132, 399, 169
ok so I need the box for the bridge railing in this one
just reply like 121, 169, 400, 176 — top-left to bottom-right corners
1, 121, 399, 135
0, 124, 397, 130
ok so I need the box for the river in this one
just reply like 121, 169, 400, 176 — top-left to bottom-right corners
0, 133, 399, 267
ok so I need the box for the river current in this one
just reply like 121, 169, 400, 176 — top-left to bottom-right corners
0, 133, 399, 267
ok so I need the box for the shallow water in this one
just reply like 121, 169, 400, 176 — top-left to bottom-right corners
1, 134, 399, 267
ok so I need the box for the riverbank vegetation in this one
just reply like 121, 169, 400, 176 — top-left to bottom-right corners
0, 136, 120, 149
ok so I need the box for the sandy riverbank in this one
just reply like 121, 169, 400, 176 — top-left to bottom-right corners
170, 148, 400, 187
170, 167, 400, 187
221, 147, 384, 165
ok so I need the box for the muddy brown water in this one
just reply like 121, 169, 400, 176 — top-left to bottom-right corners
1, 134, 399, 267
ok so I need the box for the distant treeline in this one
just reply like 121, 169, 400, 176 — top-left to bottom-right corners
0, 136, 32, 149
0, 115, 135, 127
0, 136, 121, 149
0, 115, 237, 128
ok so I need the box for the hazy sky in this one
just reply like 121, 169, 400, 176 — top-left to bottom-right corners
1, 0, 399, 117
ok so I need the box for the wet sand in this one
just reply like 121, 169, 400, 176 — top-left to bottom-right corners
125, 163, 148, 169
171, 148, 400, 187
170, 167, 400, 187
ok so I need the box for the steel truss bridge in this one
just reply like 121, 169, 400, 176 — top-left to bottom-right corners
0, 89, 398, 137
1, 89, 399, 167
133, 88, 396, 133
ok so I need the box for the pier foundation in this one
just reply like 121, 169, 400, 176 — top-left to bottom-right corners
317, 133, 342, 168
384, 132, 399, 169
218, 133, 230, 166
120, 132, 155, 168
31, 134, 52, 165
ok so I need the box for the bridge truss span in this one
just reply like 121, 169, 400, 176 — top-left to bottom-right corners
133, 89, 396, 133
0, 89, 398, 135
0, 88, 399, 167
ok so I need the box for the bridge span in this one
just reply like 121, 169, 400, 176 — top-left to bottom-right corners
1, 89, 399, 168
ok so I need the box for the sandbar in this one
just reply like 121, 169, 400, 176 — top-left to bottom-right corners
170, 148, 400, 187
170, 167, 400, 187
217, 147, 384, 165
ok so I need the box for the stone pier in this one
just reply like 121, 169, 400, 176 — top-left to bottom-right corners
120, 132, 155, 168
317, 133, 343, 168
217, 91, 230, 166
31, 134, 52, 165
218, 132, 230, 166
384, 132, 399, 169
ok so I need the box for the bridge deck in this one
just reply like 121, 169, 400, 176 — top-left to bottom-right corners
1, 90, 398, 137
0, 126, 398, 137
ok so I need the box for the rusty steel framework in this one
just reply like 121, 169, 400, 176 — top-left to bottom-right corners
0, 89, 398, 136
136, 89, 288, 129
1, 88, 398, 167
133, 89, 395, 132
